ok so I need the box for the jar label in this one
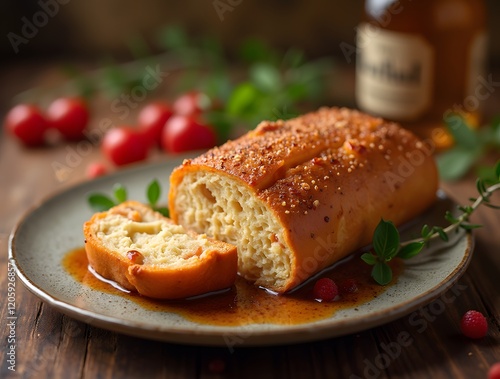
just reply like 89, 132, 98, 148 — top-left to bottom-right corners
355, 23, 434, 121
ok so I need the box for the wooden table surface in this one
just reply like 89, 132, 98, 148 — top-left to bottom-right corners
0, 62, 499, 379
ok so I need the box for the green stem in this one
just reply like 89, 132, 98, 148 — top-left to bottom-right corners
401, 182, 500, 248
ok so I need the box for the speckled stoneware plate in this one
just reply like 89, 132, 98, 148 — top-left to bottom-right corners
9, 158, 474, 346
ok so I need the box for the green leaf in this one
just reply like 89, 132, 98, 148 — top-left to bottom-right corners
495, 161, 500, 181
458, 206, 473, 215
205, 111, 233, 143
282, 48, 305, 69
484, 203, 500, 210
444, 114, 480, 149
226, 82, 261, 117
444, 211, 459, 224
155, 207, 170, 218
200, 70, 233, 102
250, 63, 281, 93
147, 179, 161, 207
476, 178, 487, 196
459, 223, 482, 231
361, 253, 377, 266
157, 25, 189, 51
433, 227, 449, 242
101, 61, 129, 97
238, 38, 277, 64
421, 224, 431, 238
87, 194, 116, 212
476, 165, 498, 183
372, 262, 393, 285
397, 242, 425, 259
283, 82, 308, 102
372, 219, 400, 259
113, 184, 127, 203
437, 147, 481, 181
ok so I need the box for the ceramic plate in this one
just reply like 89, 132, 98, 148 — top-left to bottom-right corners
9, 158, 474, 346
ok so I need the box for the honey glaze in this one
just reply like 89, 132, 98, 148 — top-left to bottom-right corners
62, 248, 403, 326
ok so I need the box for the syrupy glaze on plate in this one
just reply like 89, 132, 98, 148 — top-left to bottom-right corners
62, 248, 403, 326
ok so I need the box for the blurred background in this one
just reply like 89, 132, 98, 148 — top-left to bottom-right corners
2, 0, 500, 106
2, 0, 500, 61
1, 0, 500, 183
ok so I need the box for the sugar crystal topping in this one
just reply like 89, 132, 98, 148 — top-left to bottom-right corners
184, 107, 426, 216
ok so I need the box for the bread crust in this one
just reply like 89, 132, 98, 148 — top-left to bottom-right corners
169, 107, 439, 292
83, 201, 238, 299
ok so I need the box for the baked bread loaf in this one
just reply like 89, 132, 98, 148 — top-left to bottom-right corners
83, 201, 238, 299
168, 107, 438, 293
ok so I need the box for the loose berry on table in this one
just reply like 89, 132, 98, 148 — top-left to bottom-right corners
460, 310, 488, 339
488, 363, 500, 379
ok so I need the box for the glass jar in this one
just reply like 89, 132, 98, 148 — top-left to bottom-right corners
355, 0, 487, 149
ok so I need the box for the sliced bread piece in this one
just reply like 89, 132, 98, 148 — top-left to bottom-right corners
83, 200, 238, 299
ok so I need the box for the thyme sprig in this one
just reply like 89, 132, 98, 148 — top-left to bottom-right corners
362, 160, 500, 285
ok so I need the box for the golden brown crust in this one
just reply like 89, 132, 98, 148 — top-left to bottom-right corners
169, 107, 439, 292
83, 201, 238, 299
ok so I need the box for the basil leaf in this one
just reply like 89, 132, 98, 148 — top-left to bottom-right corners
397, 242, 425, 259
361, 253, 377, 266
373, 219, 400, 260
87, 194, 116, 212
113, 184, 127, 203
147, 179, 161, 207
372, 262, 393, 286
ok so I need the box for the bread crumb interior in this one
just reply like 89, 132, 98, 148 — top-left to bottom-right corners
94, 212, 210, 267
173, 171, 290, 289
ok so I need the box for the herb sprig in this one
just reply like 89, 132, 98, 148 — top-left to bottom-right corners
437, 116, 500, 181
362, 161, 500, 285
87, 179, 169, 217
